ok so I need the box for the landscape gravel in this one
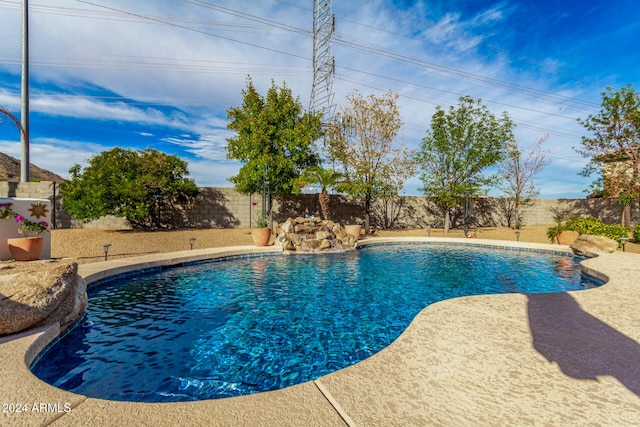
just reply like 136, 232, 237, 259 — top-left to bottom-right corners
1, 225, 636, 276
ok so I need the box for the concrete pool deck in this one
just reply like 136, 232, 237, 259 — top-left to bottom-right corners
1, 238, 639, 426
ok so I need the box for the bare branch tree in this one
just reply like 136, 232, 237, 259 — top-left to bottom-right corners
325, 90, 415, 233
498, 134, 551, 227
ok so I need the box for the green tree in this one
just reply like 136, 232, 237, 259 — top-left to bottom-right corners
226, 77, 322, 214
296, 166, 344, 220
415, 96, 514, 232
62, 148, 199, 230
498, 135, 550, 228
578, 85, 640, 226
325, 90, 415, 233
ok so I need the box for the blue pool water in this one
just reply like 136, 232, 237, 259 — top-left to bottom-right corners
32, 244, 601, 402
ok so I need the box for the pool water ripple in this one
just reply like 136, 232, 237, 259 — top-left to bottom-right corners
32, 244, 601, 402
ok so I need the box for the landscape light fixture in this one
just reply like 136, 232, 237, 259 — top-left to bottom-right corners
515, 230, 521, 242
102, 243, 112, 261
152, 194, 162, 229
189, 237, 196, 250
620, 237, 629, 252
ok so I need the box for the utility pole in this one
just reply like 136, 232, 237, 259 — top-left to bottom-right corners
21, 0, 30, 182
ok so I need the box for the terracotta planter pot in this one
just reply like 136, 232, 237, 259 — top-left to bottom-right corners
344, 224, 362, 241
556, 230, 580, 245
251, 228, 272, 246
7, 236, 44, 261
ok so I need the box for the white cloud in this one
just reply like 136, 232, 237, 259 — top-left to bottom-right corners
162, 130, 232, 161
187, 159, 240, 187
0, 0, 629, 198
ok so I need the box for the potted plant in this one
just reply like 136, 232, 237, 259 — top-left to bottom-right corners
251, 214, 272, 246
547, 220, 579, 245
344, 224, 362, 241
547, 216, 630, 246
0, 202, 50, 260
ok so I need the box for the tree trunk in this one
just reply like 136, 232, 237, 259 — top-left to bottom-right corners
319, 189, 331, 220
444, 209, 451, 233
364, 197, 371, 234
622, 204, 631, 227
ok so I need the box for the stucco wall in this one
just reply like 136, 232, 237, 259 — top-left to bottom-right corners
1, 182, 638, 230
0, 197, 52, 260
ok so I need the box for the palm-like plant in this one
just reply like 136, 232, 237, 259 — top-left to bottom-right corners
0, 106, 25, 138
298, 167, 344, 220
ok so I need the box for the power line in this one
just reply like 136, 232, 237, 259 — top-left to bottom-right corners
1, 0, 601, 115
235, 0, 602, 111
350, 0, 610, 90
181, 0, 310, 36
75, 0, 311, 62
337, 65, 585, 120
334, 74, 586, 141
334, 33, 599, 111
0, 0, 601, 144
0, 0, 300, 34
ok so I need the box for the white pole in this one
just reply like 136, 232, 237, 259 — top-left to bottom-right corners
20, 0, 30, 182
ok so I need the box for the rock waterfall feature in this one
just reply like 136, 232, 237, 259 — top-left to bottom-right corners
274, 217, 360, 252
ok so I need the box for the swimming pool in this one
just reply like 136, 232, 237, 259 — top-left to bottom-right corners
31, 243, 601, 402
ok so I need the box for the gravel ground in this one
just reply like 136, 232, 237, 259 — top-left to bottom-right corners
1, 225, 637, 275
53, 226, 554, 262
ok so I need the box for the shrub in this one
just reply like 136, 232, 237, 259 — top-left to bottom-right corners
634, 223, 640, 241
62, 148, 198, 230
255, 214, 269, 229
547, 222, 567, 243
547, 216, 629, 244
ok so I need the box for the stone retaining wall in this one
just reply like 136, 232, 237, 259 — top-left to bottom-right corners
1, 182, 638, 230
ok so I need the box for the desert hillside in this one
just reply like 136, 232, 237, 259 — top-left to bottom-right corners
0, 152, 64, 182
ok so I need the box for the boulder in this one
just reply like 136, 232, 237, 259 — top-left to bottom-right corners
0, 261, 85, 335
319, 239, 332, 250
570, 234, 619, 256
342, 234, 357, 248
285, 240, 295, 251
315, 230, 333, 240
274, 232, 294, 250
280, 219, 295, 234
275, 219, 357, 252
294, 223, 317, 234
333, 223, 347, 239
274, 232, 287, 248
286, 232, 303, 246
300, 239, 323, 251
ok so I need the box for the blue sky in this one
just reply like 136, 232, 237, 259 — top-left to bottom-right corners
0, 0, 638, 198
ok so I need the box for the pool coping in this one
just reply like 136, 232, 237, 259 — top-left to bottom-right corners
1, 238, 639, 426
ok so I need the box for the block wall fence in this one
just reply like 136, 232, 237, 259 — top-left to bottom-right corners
1, 181, 638, 231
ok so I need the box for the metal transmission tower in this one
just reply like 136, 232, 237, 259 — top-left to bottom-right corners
310, 0, 335, 122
